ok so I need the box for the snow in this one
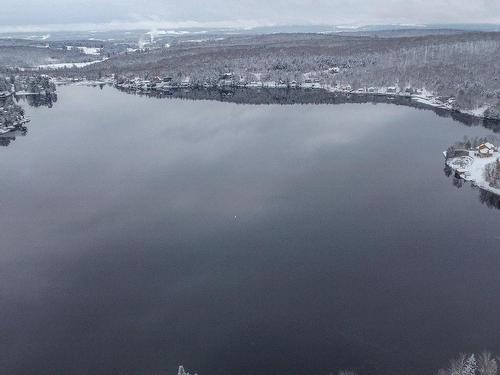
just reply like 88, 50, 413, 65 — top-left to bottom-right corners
110, 71, 495, 121
484, 143, 495, 149
446, 151, 500, 196
77, 47, 101, 55
464, 105, 489, 117
14, 91, 40, 95
36, 58, 108, 70
25, 34, 50, 40
184, 39, 209, 43
67, 46, 101, 55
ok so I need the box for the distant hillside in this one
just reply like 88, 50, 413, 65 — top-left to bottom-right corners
61, 31, 500, 112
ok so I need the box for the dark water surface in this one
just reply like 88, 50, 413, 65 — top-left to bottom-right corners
1, 86, 500, 375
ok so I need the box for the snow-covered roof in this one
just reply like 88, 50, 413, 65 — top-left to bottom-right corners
478, 142, 495, 150
485, 142, 495, 149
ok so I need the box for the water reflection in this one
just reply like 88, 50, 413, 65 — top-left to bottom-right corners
478, 189, 500, 209
443, 163, 500, 210
0, 93, 57, 147
16, 92, 58, 108
3, 85, 500, 375
116, 86, 500, 132
0, 128, 28, 146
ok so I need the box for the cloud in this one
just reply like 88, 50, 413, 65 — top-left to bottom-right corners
1, 0, 499, 32
0, 19, 274, 34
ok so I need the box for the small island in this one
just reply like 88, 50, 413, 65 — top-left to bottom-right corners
444, 137, 500, 196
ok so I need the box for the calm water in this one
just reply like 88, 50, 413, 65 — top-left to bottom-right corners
1, 86, 500, 375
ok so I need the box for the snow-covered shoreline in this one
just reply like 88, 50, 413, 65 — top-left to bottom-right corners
47, 74, 500, 122
111, 77, 499, 121
445, 145, 500, 197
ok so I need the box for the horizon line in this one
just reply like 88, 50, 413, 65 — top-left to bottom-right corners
1, 20, 500, 34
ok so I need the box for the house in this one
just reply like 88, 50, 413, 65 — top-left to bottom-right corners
386, 87, 397, 94
476, 143, 496, 158
220, 73, 233, 80
180, 77, 191, 87
218, 79, 233, 87
484, 142, 496, 151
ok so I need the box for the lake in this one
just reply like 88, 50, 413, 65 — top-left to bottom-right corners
1, 85, 500, 375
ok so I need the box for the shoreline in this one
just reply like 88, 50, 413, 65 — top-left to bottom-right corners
445, 147, 500, 197
37, 73, 499, 122
96, 78, 498, 122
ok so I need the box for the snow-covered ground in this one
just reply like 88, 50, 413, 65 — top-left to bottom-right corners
66, 46, 101, 55
446, 150, 500, 196
36, 58, 108, 70
52, 77, 114, 86
463, 105, 490, 118
14, 91, 41, 95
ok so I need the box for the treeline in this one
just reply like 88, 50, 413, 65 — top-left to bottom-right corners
118, 86, 500, 131
178, 352, 500, 375
0, 46, 94, 68
0, 38, 135, 70
446, 135, 500, 157
62, 31, 500, 112
0, 74, 58, 129
437, 352, 497, 375
0, 74, 56, 94
0, 96, 24, 127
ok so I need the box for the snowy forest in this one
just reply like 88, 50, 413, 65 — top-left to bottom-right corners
0, 38, 124, 68
2, 30, 500, 116
0, 74, 56, 95
57, 31, 500, 114
178, 352, 500, 375
0, 96, 24, 128
0, 74, 57, 131
437, 352, 498, 375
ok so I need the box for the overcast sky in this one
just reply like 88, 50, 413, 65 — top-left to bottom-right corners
2, 0, 500, 32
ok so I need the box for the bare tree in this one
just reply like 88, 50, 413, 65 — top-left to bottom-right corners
478, 352, 497, 375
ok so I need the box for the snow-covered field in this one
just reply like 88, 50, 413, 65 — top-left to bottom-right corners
67, 46, 102, 55
36, 58, 108, 70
